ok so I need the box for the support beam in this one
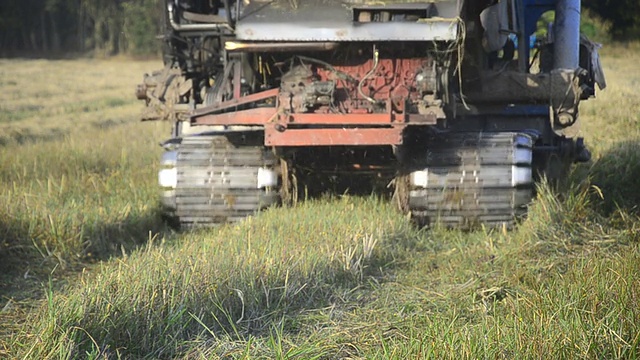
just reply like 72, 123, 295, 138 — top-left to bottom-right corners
265, 127, 404, 146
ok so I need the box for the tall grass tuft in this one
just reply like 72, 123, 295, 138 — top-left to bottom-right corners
589, 140, 640, 215
13, 198, 414, 358
0, 122, 167, 270
0, 59, 167, 272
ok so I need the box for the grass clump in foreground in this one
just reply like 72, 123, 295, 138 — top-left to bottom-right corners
0, 122, 166, 267
13, 197, 415, 358
0, 58, 168, 351
0, 59, 168, 271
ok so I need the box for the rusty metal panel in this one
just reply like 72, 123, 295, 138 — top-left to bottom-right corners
193, 108, 438, 127
193, 109, 437, 127
284, 113, 436, 125
193, 107, 277, 126
284, 113, 397, 125
191, 88, 279, 117
264, 127, 404, 146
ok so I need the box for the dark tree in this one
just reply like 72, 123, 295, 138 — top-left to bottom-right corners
0, 0, 161, 56
583, 0, 640, 39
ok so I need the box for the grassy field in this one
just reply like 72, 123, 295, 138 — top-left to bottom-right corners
1, 44, 639, 359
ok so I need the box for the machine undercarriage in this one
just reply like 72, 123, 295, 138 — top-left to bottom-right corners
138, 0, 604, 228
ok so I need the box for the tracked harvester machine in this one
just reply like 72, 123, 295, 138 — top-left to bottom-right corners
138, 0, 605, 228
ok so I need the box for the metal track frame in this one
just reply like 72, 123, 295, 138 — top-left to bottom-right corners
167, 134, 280, 227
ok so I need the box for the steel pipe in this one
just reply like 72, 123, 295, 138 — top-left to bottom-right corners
554, 0, 581, 69
167, 3, 232, 32
224, 41, 339, 52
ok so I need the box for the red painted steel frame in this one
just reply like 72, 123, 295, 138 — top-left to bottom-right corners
265, 127, 404, 146
195, 107, 277, 125
194, 111, 406, 126
189, 89, 435, 146
194, 107, 436, 126
191, 88, 280, 117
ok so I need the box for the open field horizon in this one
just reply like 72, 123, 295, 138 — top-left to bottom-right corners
1, 44, 639, 358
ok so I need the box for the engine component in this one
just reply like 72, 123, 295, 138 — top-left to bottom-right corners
279, 65, 335, 113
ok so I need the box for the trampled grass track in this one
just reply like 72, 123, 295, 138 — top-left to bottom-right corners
0, 45, 639, 358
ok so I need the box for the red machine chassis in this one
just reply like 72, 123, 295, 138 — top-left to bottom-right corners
190, 88, 437, 146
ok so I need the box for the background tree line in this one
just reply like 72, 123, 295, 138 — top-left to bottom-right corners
0, 0, 638, 57
0, 0, 162, 56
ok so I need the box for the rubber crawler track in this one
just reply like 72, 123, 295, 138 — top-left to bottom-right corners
170, 134, 280, 227
407, 132, 534, 228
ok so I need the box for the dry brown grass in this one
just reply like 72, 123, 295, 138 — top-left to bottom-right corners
581, 43, 640, 151
0, 58, 161, 145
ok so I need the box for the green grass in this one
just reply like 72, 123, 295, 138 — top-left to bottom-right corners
1, 46, 640, 358
0, 59, 169, 350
